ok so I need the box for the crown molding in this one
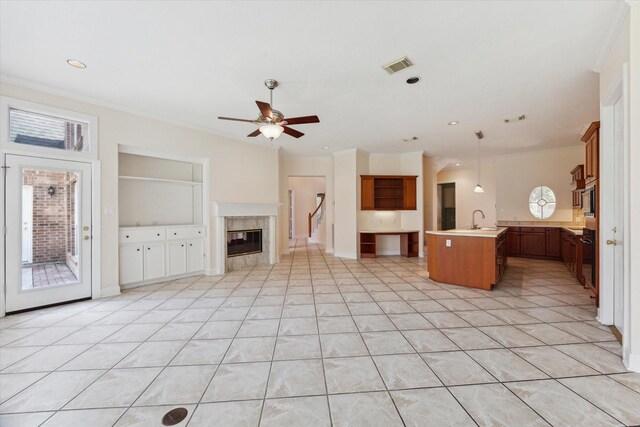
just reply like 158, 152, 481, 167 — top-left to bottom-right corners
0, 74, 279, 150
592, 1, 630, 73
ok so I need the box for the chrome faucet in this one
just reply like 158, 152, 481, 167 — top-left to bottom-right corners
472, 210, 485, 229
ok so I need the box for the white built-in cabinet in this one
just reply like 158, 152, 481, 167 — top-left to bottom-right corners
117, 149, 207, 288
119, 225, 206, 286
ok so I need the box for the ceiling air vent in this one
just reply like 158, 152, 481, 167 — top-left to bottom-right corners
383, 56, 413, 75
504, 115, 526, 124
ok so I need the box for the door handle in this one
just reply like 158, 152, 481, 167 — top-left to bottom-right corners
83, 235, 91, 240
606, 239, 617, 246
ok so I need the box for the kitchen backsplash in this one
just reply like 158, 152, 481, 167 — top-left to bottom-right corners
497, 208, 586, 227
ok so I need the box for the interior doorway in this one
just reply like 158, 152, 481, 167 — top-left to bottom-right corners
438, 183, 456, 230
287, 176, 326, 243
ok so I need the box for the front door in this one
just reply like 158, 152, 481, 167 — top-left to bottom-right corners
5, 154, 92, 312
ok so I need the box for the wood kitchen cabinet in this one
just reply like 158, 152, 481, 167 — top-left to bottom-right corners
506, 227, 521, 256
520, 227, 546, 257
507, 226, 561, 260
570, 165, 585, 208
581, 122, 599, 185
360, 175, 417, 210
545, 227, 562, 259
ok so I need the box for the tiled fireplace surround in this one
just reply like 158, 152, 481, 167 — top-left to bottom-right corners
212, 202, 280, 274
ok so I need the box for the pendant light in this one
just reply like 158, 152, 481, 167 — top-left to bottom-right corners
474, 130, 484, 193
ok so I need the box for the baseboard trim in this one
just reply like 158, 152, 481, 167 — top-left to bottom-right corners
626, 352, 640, 373
98, 286, 121, 299
334, 251, 357, 260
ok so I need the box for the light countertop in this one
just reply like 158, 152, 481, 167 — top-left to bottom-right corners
497, 224, 584, 236
425, 227, 508, 238
359, 230, 420, 234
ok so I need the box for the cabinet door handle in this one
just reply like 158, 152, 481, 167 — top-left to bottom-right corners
137, 248, 140, 252
174, 233, 177, 235
181, 244, 184, 247
190, 244, 193, 247
126, 235, 130, 238
157, 233, 160, 236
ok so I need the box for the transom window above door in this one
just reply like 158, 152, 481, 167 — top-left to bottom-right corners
1, 96, 98, 160
9, 108, 90, 153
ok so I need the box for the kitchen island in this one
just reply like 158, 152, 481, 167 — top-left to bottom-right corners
425, 228, 508, 290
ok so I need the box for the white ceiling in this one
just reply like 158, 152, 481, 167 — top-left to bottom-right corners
0, 1, 624, 164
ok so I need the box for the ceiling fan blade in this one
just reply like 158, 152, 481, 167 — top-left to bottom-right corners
283, 115, 320, 125
256, 101, 272, 119
218, 116, 257, 123
283, 126, 304, 138
247, 129, 261, 137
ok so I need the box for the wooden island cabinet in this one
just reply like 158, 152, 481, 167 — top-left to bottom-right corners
426, 228, 508, 290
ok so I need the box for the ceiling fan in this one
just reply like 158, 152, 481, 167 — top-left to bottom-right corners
218, 79, 320, 140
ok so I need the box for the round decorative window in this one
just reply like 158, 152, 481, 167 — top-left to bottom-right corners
529, 186, 556, 219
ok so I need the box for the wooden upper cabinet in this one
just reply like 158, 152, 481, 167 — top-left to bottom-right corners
360, 175, 418, 210
361, 176, 375, 210
570, 165, 585, 190
403, 177, 417, 210
581, 121, 599, 184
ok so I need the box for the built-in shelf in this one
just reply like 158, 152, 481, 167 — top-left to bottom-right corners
119, 175, 203, 186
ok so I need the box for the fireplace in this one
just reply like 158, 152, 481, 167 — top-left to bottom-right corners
227, 229, 262, 257
212, 201, 279, 274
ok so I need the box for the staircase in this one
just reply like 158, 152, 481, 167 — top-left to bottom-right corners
308, 193, 326, 243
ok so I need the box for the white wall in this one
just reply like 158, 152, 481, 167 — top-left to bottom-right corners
495, 146, 584, 223
437, 162, 497, 229
0, 82, 279, 297
287, 176, 325, 238
333, 150, 360, 258
278, 156, 334, 254
423, 156, 438, 231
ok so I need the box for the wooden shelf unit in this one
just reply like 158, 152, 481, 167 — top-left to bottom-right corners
361, 175, 417, 210
359, 231, 419, 258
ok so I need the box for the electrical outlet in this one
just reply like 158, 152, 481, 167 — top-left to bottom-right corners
446, 239, 452, 247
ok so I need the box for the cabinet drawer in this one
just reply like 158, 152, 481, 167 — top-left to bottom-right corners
119, 228, 166, 243
167, 226, 206, 240
520, 227, 545, 233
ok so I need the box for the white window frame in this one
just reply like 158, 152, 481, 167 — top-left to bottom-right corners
0, 96, 98, 161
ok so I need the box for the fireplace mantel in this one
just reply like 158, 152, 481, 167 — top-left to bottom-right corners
211, 201, 281, 274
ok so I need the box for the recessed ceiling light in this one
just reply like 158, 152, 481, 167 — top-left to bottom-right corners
448, 121, 459, 126
455, 163, 461, 166
323, 146, 329, 150
67, 59, 86, 69
406, 77, 420, 84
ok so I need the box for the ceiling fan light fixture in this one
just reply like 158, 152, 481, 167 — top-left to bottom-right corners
259, 123, 284, 140
474, 184, 485, 193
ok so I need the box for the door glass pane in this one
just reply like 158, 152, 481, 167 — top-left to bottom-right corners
21, 168, 81, 290
9, 108, 90, 152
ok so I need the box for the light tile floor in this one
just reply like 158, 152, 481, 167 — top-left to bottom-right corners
1, 239, 639, 426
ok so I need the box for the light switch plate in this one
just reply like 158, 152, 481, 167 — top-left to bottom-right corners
446, 239, 452, 247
